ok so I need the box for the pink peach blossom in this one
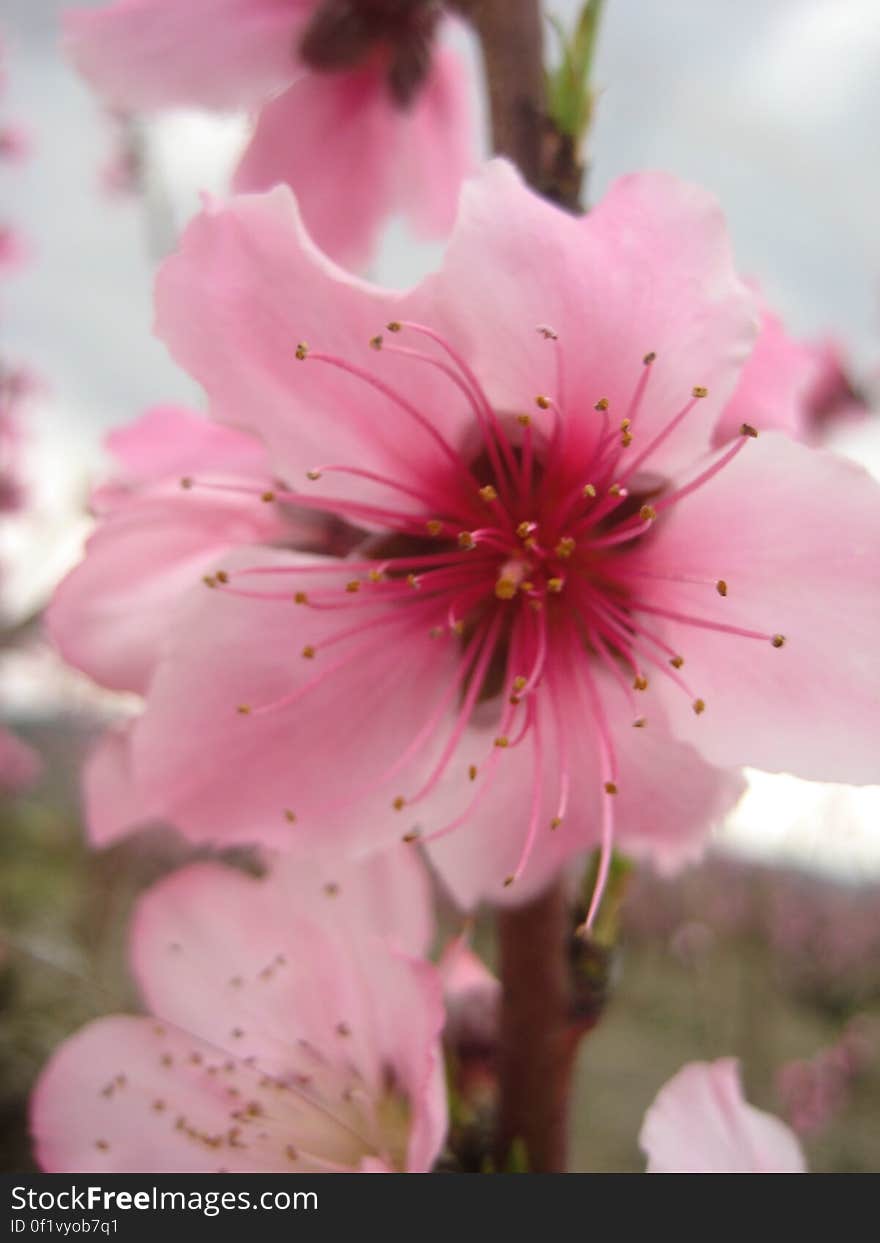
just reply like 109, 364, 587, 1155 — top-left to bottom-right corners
64, 0, 475, 268
639, 1059, 806, 1173
31, 848, 446, 1173
59, 164, 880, 912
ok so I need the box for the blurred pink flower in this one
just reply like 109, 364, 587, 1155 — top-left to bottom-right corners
0, 724, 40, 793
31, 848, 446, 1173
64, 0, 475, 268
640, 1059, 806, 1173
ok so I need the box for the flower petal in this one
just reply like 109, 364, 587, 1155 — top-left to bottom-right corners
434, 163, 758, 476
639, 1058, 806, 1173
628, 433, 880, 783
155, 187, 473, 513
129, 546, 461, 854
234, 70, 402, 270
64, 0, 305, 111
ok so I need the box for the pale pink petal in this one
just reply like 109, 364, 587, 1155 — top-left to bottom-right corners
64, 0, 307, 112
639, 1059, 807, 1173
234, 69, 402, 270
31, 1016, 266, 1172
100, 405, 270, 498
712, 303, 819, 446
435, 162, 758, 476
155, 187, 473, 513
47, 498, 283, 694
128, 547, 461, 854
393, 39, 476, 240
0, 725, 40, 793
627, 433, 880, 783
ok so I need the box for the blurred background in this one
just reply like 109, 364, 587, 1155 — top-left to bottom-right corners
1, 0, 879, 1172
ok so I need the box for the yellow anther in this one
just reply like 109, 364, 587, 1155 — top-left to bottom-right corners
595, 397, 609, 412
547, 577, 564, 593
643, 351, 657, 365
633, 717, 646, 728
716, 579, 728, 597
237, 704, 251, 715
550, 816, 562, 830
772, 634, 786, 648
458, 531, 475, 550
294, 591, 308, 604
283, 809, 296, 824
639, 504, 657, 522
633, 674, 648, 691
555, 536, 576, 559
693, 698, 706, 715
301, 645, 315, 659
692, 385, 708, 399
670, 654, 684, 669
535, 394, 551, 410
368, 569, 383, 582
495, 577, 518, 600
392, 795, 405, 811
479, 484, 498, 502
369, 335, 383, 350
180, 476, 193, 490
621, 431, 633, 447
583, 483, 596, 498
261, 490, 276, 503
345, 579, 360, 593
402, 830, 420, 843
519, 580, 535, 593
202, 575, 216, 588
604, 781, 618, 796
608, 483, 623, 496
468, 764, 478, 781
516, 520, 535, 539
295, 342, 309, 360
407, 573, 420, 589
451, 619, 465, 635
503, 875, 515, 888
494, 736, 509, 748
215, 570, 228, 584
517, 414, 532, 427
740, 423, 759, 438
513, 676, 527, 692
425, 519, 443, 536
386, 321, 402, 333
305, 470, 321, 481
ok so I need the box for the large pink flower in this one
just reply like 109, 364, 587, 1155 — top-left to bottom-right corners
64, 0, 474, 268
639, 1059, 806, 1173
63, 164, 880, 912
31, 848, 446, 1173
